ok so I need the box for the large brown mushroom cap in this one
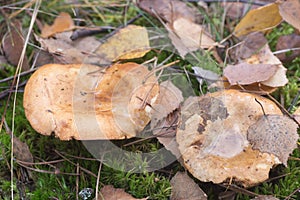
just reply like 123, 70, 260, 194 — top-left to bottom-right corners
24, 63, 158, 140
176, 90, 282, 187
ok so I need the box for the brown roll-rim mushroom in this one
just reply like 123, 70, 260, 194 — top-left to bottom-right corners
23, 62, 159, 140
176, 89, 283, 187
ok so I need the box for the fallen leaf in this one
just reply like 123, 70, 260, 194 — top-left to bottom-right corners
244, 43, 288, 88
150, 81, 183, 158
169, 17, 215, 57
23, 63, 159, 140
13, 136, 33, 163
192, 66, 219, 87
137, 0, 196, 23
234, 3, 282, 37
275, 33, 300, 63
2, 21, 29, 70
170, 172, 207, 200
233, 32, 268, 61
99, 185, 147, 200
224, 63, 278, 85
36, 31, 103, 64
95, 25, 150, 62
251, 195, 280, 200
247, 114, 299, 166
176, 90, 282, 187
41, 12, 75, 38
151, 81, 183, 127
152, 109, 181, 158
278, 0, 300, 31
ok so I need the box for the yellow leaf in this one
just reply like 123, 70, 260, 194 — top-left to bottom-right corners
234, 3, 282, 37
95, 25, 150, 62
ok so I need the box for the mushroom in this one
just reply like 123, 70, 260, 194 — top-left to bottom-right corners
24, 62, 158, 140
176, 89, 283, 187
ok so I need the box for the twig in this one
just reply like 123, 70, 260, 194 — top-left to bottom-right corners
219, 183, 259, 197
54, 150, 97, 178
70, 26, 115, 40
95, 156, 104, 200
285, 186, 300, 200
186, 0, 267, 6
76, 163, 79, 200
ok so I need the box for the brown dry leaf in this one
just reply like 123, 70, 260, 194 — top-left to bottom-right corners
23, 63, 159, 140
245, 43, 288, 88
233, 3, 282, 37
233, 32, 268, 61
151, 81, 183, 127
13, 137, 33, 163
95, 25, 150, 62
170, 172, 207, 200
176, 90, 282, 187
278, 0, 300, 31
137, 0, 196, 23
168, 17, 215, 57
41, 12, 75, 38
2, 21, 29, 70
36, 31, 102, 64
99, 185, 147, 200
150, 81, 183, 158
152, 109, 181, 158
276, 34, 300, 63
247, 114, 299, 166
224, 63, 278, 85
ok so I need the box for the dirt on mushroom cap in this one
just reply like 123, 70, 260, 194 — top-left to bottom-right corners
176, 89, 282, 187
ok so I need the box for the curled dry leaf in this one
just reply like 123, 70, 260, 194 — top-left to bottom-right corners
151, 81, 183, 158
245, 43, 288, 88
176, 90, 282, 187
170, 172, 207, 200
278, 0, 300, 31
41, 12, 75, 38
99, 185, 147, 200
247, 115, 299, 166
168, 18, 215, 58
36, 31, 102, 64
233, 3, 282, 37
225, 33, 288, 92
275, 34, 300, 63
137, 0, 196, 23
23, 62, 158, 140
224, 63, 278, 85
95, 25, 150, 63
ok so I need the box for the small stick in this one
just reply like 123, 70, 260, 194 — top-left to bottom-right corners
255, 98, 266, 116
76, 163, 79, 200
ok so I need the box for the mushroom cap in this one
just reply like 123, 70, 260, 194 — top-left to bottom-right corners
24, 63, 158, 140
176, 89, 282, 187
